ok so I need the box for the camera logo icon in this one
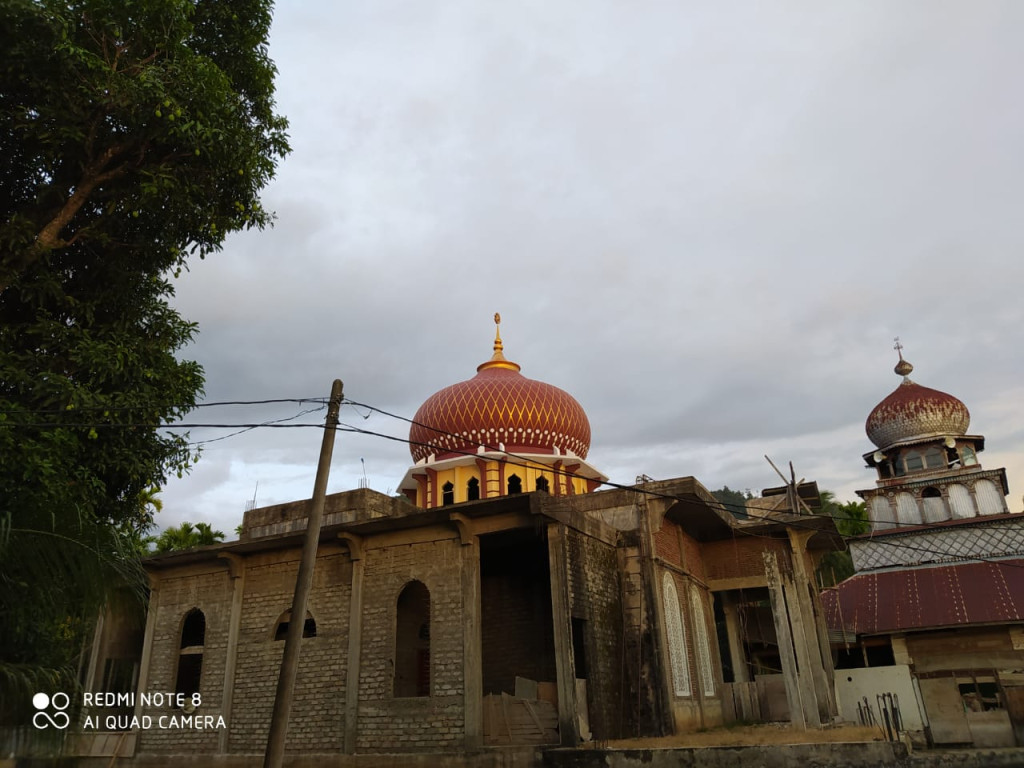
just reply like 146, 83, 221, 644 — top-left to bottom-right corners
32, 692, 70, 730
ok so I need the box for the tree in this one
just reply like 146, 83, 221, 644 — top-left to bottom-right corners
0, 0, 290, 292
152, 521, 225, 553
0, 0, 288, 714
815, 491, 869, 587
711, 485, 753, 517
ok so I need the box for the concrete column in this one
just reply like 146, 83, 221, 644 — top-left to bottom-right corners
547, 522, 580, 746
763, 552, 805, 729
782, 576, 822, 727
131, 574, 161, 753
461, 536, 483, 748
340, 535, 364, 754
218, 554, 246, 754
788, 529, 836, 721
721, 593, 749, 684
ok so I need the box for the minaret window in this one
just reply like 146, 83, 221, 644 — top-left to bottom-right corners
507, 474, 522, 495
904, 451, 924, 472
924, 446, 944, 470
922, 487, 946, 523
442, 481, 455, 506
467, 477, 480, 501
535, 477, 549, 493
962, 445, 978, 466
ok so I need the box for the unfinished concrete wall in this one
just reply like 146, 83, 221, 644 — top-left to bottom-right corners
565, 527, 625, 739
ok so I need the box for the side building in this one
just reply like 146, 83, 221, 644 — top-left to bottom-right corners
824, 350, 1024, 748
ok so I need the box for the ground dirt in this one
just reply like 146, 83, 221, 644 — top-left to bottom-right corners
587, 722, 884, 749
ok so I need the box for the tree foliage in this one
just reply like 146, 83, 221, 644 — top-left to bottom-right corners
711, 485, 753, 517
815, 491, 869, 587
0, 0, 288, 714
0, 0, 290, 290
151, 521, 225, 553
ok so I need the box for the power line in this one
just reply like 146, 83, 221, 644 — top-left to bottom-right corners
6, 392, 1022, 569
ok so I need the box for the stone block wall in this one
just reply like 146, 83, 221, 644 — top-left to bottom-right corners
227, 549, 352, 754
355, 535, 465, 752
138, 565, 233, 754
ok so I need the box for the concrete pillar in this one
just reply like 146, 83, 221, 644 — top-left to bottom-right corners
461, 536, 483, 749
547, 522, 580, 746
782, 576, 822, 727
131, 574, 161, 753
763, 552, 805, 729
218, 554, 246, 754
721, 593, 749, 684
788, 529, 836, 721
340, 535, 364, 754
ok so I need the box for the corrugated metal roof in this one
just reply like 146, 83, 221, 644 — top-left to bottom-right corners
822, 560, 1024, 636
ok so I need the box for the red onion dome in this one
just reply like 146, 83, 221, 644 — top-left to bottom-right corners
409, 318, 591, 462
865, 356, 970, 449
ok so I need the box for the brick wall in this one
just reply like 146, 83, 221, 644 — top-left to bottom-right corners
480, 554, 556, 695
653, 520, 706, 582
355, 536, 465, 752
565, 528, 625, 739
702, 536, 789, 581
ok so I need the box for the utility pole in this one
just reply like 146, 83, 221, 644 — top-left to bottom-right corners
263, 379, 343, 768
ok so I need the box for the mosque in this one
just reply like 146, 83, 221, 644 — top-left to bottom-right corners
825, 345, 1024, 748
69, 316, 845, 763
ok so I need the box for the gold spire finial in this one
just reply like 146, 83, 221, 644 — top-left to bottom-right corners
477, 312, 521, 372
893, 337, 913, 377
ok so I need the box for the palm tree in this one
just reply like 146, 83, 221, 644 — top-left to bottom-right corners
152, 521, 225, 553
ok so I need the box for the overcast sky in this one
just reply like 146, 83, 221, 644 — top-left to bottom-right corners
159, 1, 1024, 537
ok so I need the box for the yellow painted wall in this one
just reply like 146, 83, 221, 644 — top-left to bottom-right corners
423, 458, 591, 507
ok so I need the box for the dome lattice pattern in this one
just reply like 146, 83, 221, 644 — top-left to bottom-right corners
409, 366, 591, 462
866, 378, 970, 449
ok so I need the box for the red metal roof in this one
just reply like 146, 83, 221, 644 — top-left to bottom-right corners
823, 560, 1024, 636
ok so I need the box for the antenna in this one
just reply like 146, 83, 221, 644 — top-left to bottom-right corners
244, 481, 259, 513
359, 458, 368, 489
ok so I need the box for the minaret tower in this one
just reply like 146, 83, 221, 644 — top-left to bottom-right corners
857, 339, 1009, 529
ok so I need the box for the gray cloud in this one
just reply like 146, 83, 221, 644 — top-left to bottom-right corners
159, 1, 1024, 535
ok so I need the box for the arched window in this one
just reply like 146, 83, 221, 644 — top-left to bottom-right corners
395, 581, 430, 697
535, 476, 550, 493
661, 573, 690, 697
948, 484, 973, 518
467, 477, 480, 501
507, 474, 522, 495
690, 586, 715, 696
975, 479, 1005, 516
922, 487, 946, 523
895, 492, 921, 525
871, 496, 896, 530
176, 609, 205, 699
442, 481, 455, 506
273, 610, 317, 641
